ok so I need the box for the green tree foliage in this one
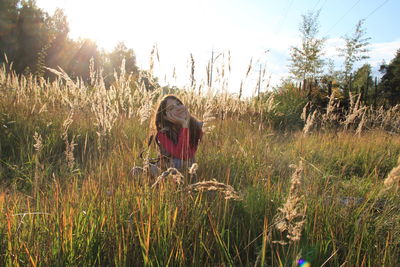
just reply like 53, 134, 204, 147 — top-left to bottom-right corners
68, 38, 101, 81
109, 42, 138, 75
289, 10, 325, 81
0, 1, 139, 85
103, 41, 139, 86
0, 0, 19, 61
338, 20, 371, 83
352, 64, 373, 102
19, 1, 56, 73
379, 49, 400, 106
322, 58, 342, 88
45, 9, 71, 72
261, 80, 308, 131
0, 0, 62, 74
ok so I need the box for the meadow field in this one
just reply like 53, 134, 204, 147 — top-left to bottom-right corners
1, 61, 400, 266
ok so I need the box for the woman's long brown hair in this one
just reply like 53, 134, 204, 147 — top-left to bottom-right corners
151, 95, 202, 148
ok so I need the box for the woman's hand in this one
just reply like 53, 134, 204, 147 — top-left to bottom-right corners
166, 107, 190, 128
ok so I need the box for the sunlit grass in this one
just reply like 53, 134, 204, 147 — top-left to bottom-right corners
0, 64, 399, 266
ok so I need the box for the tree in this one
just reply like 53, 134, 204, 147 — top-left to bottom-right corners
0, 2, 141, 85
45, 8, 71, 73
338, 20, 371, 83
108, 41, 138, 75
0, 0, 19, 63
68, 38, 101, 81
289, 10, 325, 81
352, 63, 373, 103
379, 49, 400, 106
15, 0, 52, 73
323, 59, 342, 83
103, 41, 139, 87
0, 0, 56, 74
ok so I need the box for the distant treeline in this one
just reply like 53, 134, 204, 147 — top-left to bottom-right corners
285, 11, 400, 107
281, 50, 400, 108
293, 61, 400, 108
0, 0, 138, 86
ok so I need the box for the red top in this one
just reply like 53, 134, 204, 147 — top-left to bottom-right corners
156, 128, 202, 160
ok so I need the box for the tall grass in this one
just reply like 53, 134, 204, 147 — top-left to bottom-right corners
1, 60, 399, 266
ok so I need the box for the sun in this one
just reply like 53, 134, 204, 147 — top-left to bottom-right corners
65, 1, 137, 51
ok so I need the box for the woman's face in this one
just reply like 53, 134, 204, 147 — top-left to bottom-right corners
165, 98, 187, 120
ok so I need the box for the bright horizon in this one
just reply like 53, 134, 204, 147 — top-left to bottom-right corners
36, 0, 400, 95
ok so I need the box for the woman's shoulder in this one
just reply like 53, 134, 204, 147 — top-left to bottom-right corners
158, 127, 170, 134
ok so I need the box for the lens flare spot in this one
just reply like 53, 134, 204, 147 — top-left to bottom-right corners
298, 259, 311, 267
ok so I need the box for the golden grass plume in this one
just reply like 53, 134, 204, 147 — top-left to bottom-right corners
382, 156, 400, 192
272, 161, 307, 244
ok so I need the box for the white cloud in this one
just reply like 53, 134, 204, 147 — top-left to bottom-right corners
325, 38, 345, 58
368, 39, 400, 66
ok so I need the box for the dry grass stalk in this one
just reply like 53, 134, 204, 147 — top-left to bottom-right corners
235, 139, 248, 157
45, 66, 78, 90
137, 102, 153, 125
263, 93, 277, 114
149, 46, 155, 76
137, 88, 158, 124
348, 92, 361, 113
355, 111, 366, 136
64, 135, 76, 171
343, 93, 368, 131
245, 58, 253, 78
381, 105, 400, 132
382, 156, 400, 192
326, 93, 335, 116
321, 93, 341, 127
151, 168, 184, 188
303, 110, 317, 135
91, 95, 118, 137
0, 191, 5, 212
202, 107, 216, 133
185, 179, 241, 200
33, 132, 43, 153
60, 112, 76, 171
62, 111, 74, 138
33, 132, 43, 194
190, 53, 196, 89
188, 163, 198, 175
188, 163, 199, 182
343, 107, 367, 130
130, 166, 144, 178
300, 102, 310, 121
272, 161, 307, 245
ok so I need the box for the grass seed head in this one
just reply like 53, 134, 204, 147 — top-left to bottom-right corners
33, 132, 43, 153
383, 156, 400, 192
272, 161, 307, 244
185, 179, 240, 200
152, 168, 184, 188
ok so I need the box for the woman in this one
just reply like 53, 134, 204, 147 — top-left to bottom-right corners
152, 95, 203, 171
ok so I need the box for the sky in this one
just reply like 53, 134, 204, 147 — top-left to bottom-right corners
36, 0, 400, 96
